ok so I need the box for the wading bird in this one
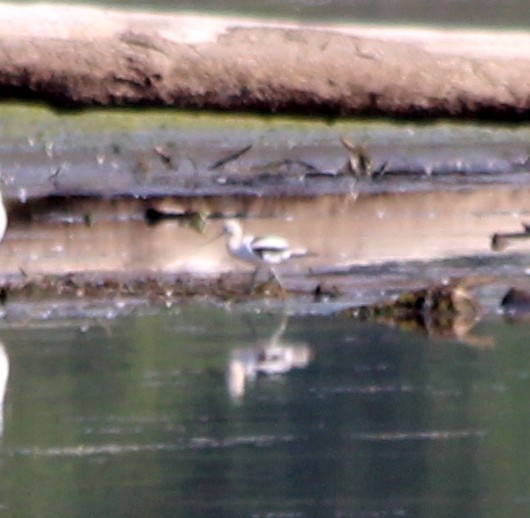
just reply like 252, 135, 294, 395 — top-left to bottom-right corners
222, 220, 308, 289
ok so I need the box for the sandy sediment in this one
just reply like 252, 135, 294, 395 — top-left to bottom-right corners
0, 4, 528, 118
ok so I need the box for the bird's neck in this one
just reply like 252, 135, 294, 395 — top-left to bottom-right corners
0, 193, 6, 239
226, 228, 243, 252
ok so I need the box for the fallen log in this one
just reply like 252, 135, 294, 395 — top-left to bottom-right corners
0, 4, 529, 118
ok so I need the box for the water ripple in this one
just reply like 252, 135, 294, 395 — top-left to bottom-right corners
9, 434, 301, 458
350, 429, 487, 441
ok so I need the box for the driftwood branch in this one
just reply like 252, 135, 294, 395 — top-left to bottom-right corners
0, 4, 529, 118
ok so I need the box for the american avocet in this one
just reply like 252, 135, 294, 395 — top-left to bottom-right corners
222, 220, 308, 288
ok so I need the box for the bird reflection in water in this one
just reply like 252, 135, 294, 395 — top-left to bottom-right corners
0, 341, 9, 436
227, 316, 312, 400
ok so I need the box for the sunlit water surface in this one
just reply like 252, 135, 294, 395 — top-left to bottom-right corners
0, 304, 529, 517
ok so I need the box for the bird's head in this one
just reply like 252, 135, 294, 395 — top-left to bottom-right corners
223, 220, 241, 238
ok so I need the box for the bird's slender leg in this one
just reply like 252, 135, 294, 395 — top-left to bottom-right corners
248, 266, 261, 293
248, 265, 285, 295
269, 265, 285, 294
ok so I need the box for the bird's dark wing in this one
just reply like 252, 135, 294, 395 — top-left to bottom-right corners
250, 236, 289, 258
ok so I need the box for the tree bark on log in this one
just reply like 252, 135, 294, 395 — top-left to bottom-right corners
0, 4, 529, 119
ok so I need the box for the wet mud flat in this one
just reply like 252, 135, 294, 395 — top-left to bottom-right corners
2, 169, 530, 329
1, 108, 530, 332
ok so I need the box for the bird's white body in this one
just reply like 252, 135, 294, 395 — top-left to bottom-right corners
223, 220, 306, 268
0, 191, 6, 243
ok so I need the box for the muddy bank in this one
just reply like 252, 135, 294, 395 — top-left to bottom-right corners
3, 186, 530, 278
2, 110, 530, 202
0, 172, 528, 327
0, 5, 530, 118
0, 186, 527, 322
0, 105, 527, 326
0, 268, 519, 349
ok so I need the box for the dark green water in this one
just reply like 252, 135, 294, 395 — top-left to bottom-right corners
0, 304, 529, 517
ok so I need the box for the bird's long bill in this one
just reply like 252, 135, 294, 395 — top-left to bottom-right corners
206, 229, 224, 244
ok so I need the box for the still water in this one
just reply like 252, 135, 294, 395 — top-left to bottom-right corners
35, 0, 530, 28
0, 304, 529, 517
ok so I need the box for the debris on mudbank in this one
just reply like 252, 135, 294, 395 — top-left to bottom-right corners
144, 207, 208, 232
501, 288, 530, 321
491, 222, 530, 251
0, 271, 297, 308
339, 137, 389, 178
339, 283, 493, 347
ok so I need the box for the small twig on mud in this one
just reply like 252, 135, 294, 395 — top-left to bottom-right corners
209, 143, 253, 170
49, 166, 61, 188
292, 159, 327, 177
154, 145, 177, 169
340, 137, 389, 178
257, 159, 327, 177
491, 222, 530, 251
